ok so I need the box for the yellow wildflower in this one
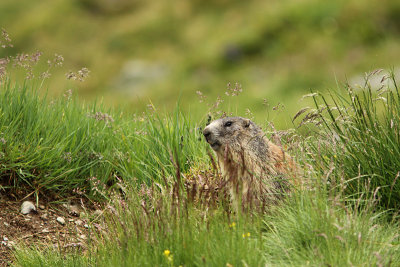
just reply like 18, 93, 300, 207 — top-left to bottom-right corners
163, 250, 173, 263
163, 250, 171, 257
229, 222, 236, 228
242, 232, 251, 238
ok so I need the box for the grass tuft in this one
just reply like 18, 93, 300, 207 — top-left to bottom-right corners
0, 81, 207, 200
300, 71, 400, 211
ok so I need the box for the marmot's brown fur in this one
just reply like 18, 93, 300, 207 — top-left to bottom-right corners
203, 117, 298, 206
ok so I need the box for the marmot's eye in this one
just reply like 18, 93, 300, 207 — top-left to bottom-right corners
224, 121, 233, 127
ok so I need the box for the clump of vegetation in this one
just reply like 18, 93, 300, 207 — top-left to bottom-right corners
297, 70, 400, 211
263, 188, 400, 266
0, 81, 207, 200
0, 81, 117, 197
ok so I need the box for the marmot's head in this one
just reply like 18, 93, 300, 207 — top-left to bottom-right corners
203, 117, 260, 153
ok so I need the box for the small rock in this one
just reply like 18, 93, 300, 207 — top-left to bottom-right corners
42, 228, 50, 233
56, 217, 65, 225
3, 222, 9, 227
84, 224, 89, 229
3, 236, 8, 241
75, 219, 83, 226
21, 201, 36, 215
39, 205, 45, 210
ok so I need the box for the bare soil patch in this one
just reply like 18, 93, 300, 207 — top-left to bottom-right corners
0, 191, 96, 266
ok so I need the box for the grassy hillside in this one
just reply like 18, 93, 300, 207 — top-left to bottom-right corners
2, 71, 400, 266
2, 2, 400, 262
1, 0, 400, 127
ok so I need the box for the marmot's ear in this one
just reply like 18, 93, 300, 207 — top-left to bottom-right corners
243, 119, 251, 128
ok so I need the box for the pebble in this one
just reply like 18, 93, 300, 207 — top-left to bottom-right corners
39, 205, 45, 210
56, 217, 65, 225
21, 201, 36, 215
75, 219, 83, 226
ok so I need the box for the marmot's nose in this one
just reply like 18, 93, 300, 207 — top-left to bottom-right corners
203, 128, 211, 141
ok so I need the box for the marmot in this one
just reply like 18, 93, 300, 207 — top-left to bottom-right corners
203, 116, 298, 207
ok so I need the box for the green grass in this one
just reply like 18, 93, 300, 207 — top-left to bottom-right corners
3, 72, 400, 266
0, 80, 207, 199
300, 71, 400, 211
263, 189, 400, 266
13, 185, 400, 266
90, 188, 265, 267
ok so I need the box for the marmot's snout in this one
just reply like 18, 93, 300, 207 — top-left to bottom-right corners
203, 125, 222, 151
203, 128, 211, 141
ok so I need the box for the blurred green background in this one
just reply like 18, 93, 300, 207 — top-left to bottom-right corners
1, 0, 399, 127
